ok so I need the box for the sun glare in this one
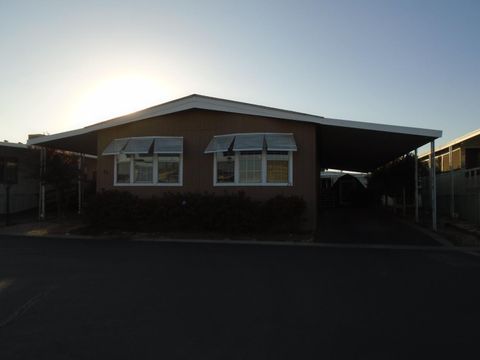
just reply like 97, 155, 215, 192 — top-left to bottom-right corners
72, 75, 169, 128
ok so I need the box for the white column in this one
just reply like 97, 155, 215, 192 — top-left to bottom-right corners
39, 147, 46, 220
77, 155, 83, 214
430, 141, 437, 231
414, 149, 419, 223
449, 145, 455, 218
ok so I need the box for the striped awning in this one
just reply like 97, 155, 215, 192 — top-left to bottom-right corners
205, 133, 297, 153
204, 135, 235, 153
101, 138, 130, 155
265, 134, 297, 151
102, 137, 183, 155
232, 134, 264, 151
154, 137, 183, 153
123, 138, 154, 154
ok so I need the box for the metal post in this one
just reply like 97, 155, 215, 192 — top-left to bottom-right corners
39, 147, 46, 220
77, 155, 83, 214
5, 184, 10, 226
430, 141, 437, 231
449, 145, 455, 218
414, 149, 419, 223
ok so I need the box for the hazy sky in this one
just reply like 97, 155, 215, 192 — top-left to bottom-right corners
1, 0, 479, 149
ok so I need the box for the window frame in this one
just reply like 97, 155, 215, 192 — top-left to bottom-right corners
213, 150, 293, 187
113, 153, 183, 186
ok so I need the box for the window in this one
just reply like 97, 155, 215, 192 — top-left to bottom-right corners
134, 154, 153, 183
441, 154, 449, 172
214, 150, 292, 186
267, 151, 289, 183
116, 154, 131, 184
239, 151, 262, 183
158, 154, 180, 183
115, 153, 182, 185
452, 148, 461, 170
216, 151, 235, 183
207, 133, 296, 186
107, 136, 183, 186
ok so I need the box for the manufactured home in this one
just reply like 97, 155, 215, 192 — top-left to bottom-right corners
27, 94, 441, 230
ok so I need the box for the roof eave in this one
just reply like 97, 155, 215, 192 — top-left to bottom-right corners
27, 94, 442, 148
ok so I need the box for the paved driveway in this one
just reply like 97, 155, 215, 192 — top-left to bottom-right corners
317, 207, 439, 245
0, 236, 479, 359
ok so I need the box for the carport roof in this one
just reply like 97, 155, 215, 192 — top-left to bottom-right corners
27, 94, 442, 172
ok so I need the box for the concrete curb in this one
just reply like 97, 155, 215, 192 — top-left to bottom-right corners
2, 232, 480, 253
133, 237, 480, 252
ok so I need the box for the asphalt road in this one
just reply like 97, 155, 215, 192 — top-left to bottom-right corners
0, 235, 479, 359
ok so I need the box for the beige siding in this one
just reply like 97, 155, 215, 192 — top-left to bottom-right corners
96, 109, 318, 230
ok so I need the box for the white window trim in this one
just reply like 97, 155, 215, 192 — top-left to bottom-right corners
213, 150, 293, 187
113, 154, 183, 187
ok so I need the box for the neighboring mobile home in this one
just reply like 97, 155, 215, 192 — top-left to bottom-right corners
27, 94, 441, 230
419, 128, 480, 224
319, 171, 368, 208
0, 139, 97, 221
0, 141, 39, 216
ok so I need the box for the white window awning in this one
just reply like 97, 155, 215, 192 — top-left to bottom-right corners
154, 137, 183, 153
103, 137, 183, 155
205, 133, 297, 153
123, 138, 154, 154
204, 135, 235, 153
102, 138, 129, 155
232, 134, 264, 151
265, 134, 297, 151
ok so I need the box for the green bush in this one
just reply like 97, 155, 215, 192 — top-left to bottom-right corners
84, 190, 306, 234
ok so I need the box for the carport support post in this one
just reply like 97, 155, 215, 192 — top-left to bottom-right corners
449, 145, 455, 218
430, 141, 437, 231
414, 149, 419, 223
39, 147, 46, 220
77, 155, 83, 214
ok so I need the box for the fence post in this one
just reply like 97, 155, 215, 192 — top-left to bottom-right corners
430, 141, 437, 231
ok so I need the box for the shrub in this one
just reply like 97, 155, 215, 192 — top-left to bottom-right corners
260, 195, 307, 232
84, 190, 139, 231
85, 190, 306, 234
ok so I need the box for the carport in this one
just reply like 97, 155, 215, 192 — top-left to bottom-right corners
316, 120, 441, 229
27, 94, 442, 230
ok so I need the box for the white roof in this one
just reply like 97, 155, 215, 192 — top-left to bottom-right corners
28, 94, 441, 147
25, 94, 441, 171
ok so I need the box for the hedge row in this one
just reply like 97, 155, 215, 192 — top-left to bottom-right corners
84, 190, 306, 233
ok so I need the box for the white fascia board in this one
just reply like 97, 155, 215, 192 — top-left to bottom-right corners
318, 117, 442, 138
26, 94, 442, 147
190, 96, 442, 138
27, 97, 198, 146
